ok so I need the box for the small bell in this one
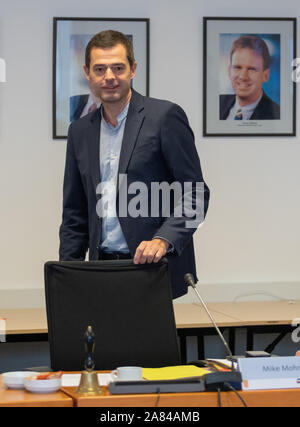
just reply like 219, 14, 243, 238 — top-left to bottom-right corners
76, 326, 103, 395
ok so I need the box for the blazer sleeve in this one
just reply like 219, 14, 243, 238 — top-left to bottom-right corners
59, 124, 89, 260
154, 103, 210, 256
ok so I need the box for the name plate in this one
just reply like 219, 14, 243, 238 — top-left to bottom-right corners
238, 356, 300, 390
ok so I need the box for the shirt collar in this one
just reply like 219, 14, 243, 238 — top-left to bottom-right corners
100, 102, 130, 130
233, 92, 263, 114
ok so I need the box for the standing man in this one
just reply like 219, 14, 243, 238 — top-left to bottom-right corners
59, 30, 209, 299
220, 35, 280, 120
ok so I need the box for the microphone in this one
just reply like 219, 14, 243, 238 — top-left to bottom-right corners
184, 273, 233, 360
184, 273, 242, 391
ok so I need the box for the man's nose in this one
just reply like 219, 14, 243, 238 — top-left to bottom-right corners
104, 67, 115, 79
239, 68, 249, 79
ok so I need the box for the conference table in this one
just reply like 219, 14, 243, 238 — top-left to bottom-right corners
61, 381, 300, 407
175, 300, 300, 361
2, 301, 300, 407
2, 300, 300, 361
1, 371, 300, 407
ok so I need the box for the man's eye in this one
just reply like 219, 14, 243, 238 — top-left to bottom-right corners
113, 66, 124, 73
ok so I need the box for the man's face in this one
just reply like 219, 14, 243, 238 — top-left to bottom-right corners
228, 48, 270, 106
84, 43, 137, 106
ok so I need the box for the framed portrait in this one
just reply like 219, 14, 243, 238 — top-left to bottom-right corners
203, 17, 296, 137
53, 17, 149, 139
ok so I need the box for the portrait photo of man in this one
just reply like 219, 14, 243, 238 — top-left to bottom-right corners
220, 35, 280, 120
53, 19, 148, 138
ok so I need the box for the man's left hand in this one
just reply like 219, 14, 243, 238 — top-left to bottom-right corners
133, 238, 169, 264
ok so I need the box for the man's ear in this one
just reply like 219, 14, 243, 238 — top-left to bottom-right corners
83, 64, 90, 80
228, 64, 232, 81
263, 68, 270, 83
130, 62, 137, 80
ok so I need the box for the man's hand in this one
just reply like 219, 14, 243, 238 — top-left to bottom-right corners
133, 238, 169, 264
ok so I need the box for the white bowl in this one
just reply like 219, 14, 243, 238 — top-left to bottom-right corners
24, 377, 61, 394
2, 371, 39, 389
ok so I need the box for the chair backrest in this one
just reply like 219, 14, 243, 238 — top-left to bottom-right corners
44, 259, 181, 371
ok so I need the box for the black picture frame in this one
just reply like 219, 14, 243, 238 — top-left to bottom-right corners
203, 17, 296, 137
53, 17, 150, 139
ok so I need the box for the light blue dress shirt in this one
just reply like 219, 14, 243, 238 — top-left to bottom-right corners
99, 103, 129, 253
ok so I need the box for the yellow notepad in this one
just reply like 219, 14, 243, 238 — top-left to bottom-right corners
142, 365, 211, 381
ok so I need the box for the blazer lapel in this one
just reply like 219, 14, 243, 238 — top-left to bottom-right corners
118, 90, 145, 177
88, 108, 101, 192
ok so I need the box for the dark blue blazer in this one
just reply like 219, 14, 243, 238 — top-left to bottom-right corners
59, 90, 210, 298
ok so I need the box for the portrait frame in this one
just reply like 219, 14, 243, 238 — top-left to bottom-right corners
203, 17, 296, 137
53, 17, 150, 139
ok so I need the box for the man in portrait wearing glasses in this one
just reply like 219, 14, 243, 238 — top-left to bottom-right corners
220, 35, 280, 120
59, 30, 209, 299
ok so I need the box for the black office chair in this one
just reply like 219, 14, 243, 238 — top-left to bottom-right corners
44, 259, 181, 371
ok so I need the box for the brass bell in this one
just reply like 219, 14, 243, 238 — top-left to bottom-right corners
76, 326, 103, 395
76, 370, 103, 395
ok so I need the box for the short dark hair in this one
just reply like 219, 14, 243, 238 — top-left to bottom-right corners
230, 35, 271, 70
85, 30, 135, 69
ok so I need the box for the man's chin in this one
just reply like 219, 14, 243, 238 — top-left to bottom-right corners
235, 92, 256, 104
100, 94, 120, 103
235, 90, 252, 98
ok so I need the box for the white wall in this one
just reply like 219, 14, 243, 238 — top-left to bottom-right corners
0, 0, 300, 308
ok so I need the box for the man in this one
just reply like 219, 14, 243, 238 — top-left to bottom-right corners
220, 35, 280, 120
59, 30, 209, 299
